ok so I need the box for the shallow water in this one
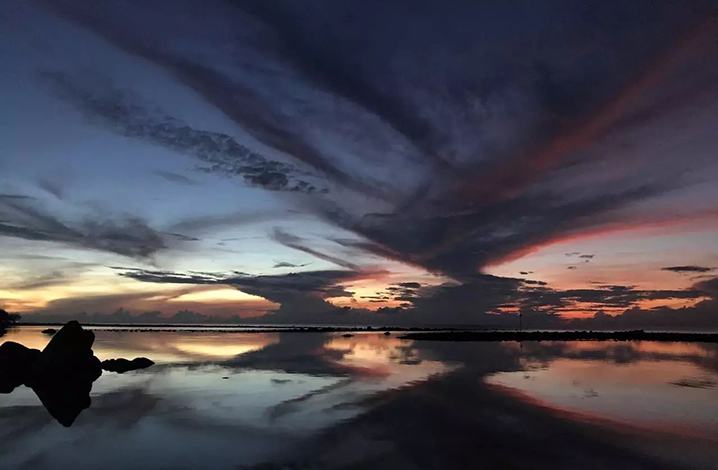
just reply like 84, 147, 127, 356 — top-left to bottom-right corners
1, 326, 717, 469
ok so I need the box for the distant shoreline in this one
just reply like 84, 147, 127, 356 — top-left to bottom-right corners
9, 324, 718, 342
15, 323, 449, 332
398, 330, 718, 343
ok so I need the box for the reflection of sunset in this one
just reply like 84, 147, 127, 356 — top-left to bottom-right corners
173, 334, 279, 359
0, 328, 281, 363
326, 333, 450, 383
328, 334, 407, 361
488, 341, 718, 434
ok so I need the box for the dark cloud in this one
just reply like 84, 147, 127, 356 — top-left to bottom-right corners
271, 228, 360, 270
21, 269, 715, 329
115, 268, 714, 328
119, 268, 358, 303
0, 193, 35, 201
37, 178, 64, 200
273, 262, 310, 269
315, 182, 672, 280
41, 71, 325, 194
662, 265, 714, 273
0, 197, 167, 259
152, 170, 199, 186
571, 301, 718, 331
374, 282, 424, 303
117, 267, 367, 324
166, 233, 200, 242
12, 0, 717, 331
694, 276, 718, 296
233, 2, 450, 170
168, 212, 280, 235
34, 0, 387, 199
397, 282, 421, 289
32, 0, 718, 282
25, 307, 215, 325
390, 275, 714, 328
8, 270, 69, 290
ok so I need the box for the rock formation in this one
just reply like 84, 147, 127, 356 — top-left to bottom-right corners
0, 321, 154, 427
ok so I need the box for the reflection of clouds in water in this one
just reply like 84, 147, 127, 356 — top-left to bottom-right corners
1, 383, 303, 470
1, 329, 456, 469
514, 341, 718, 374
486, 342, 718, 438
94, 331, 280, 363
220, 333, 358, 377
1, 327, 282, 364
3, 329, 718, 469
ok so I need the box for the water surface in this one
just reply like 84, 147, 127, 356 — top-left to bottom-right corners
1, 327, 717, 469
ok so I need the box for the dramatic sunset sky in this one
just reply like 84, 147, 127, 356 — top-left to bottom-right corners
1, 0, 717, 328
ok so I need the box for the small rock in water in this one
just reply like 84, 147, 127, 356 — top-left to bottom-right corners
101, 357, 155, 373
41, 328, 57, 335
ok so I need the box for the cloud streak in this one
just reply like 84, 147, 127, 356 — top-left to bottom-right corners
41, 71, 326, 194
662, 265, 714, 273
0, 197, 167, 259
33, 0, 718, 281
271, 228, 360, 271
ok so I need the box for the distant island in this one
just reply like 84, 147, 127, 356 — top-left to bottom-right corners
399, 330, 718, 343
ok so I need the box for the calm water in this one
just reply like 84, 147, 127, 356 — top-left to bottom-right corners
1, 327, 717, 469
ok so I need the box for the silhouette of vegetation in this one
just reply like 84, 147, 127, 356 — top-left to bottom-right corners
0, 308, 20, 337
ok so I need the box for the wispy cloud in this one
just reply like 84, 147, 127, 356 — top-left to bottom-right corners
662, 265, 714, 273
151, 170, 199, 186
271, 228, 360, 271
34, 0, 718, 281
0, 197, 166, 259
273, 261, 310, 269
41, 71, 326, 194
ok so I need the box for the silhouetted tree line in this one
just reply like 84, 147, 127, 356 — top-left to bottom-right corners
400, 330, 718, 343
0, 308, 21, 336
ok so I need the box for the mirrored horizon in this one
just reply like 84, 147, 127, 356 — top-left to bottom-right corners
2, 326, 717, 469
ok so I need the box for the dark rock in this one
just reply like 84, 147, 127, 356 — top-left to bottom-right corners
342, 333, 354, 338
101, 357, 155, 373
24, 321, 103, 427
2, 321, 155, 427
0, 341, 41, 393
384, 331, 391, 336
41, 328, 57, 335
41, 320, 96, 358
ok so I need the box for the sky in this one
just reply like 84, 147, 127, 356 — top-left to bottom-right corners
1, 0, 717, 328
